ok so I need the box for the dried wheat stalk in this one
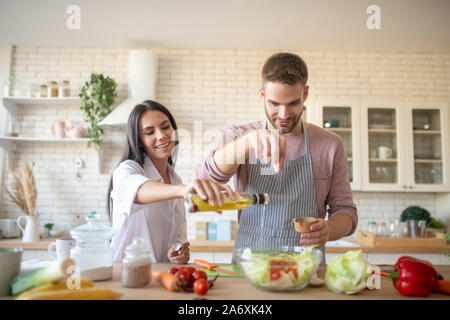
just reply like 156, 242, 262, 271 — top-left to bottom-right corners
0, 162, 37, 215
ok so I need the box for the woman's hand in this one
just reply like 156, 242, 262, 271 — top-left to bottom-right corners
180, 179, 236, 206
168, 242, 190, 264
297, 218, 329, 247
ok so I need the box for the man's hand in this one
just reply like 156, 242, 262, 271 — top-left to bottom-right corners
248, 129, 287, 173
298, 218, 329, 247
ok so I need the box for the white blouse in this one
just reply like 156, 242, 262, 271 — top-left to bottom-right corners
110, 155, 186, 262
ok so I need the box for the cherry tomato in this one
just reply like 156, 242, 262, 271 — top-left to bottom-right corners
175, 269, 192, 286
192, 270, 207, 281
270, 268, 281, 281
287, 268, 298, 279
184, 267, 197, 274
193, 279, 209, 295
168, 267, 179, 275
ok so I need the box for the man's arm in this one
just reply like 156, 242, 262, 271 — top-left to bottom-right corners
327, 213, 353, 241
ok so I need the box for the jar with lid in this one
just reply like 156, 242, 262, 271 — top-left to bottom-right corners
376, 222, 388, 237
37, 84, 47, 97
367, 221, 376, 234
58, 80, 70, 97
47, 81, 58, 97
70, 211, 116, 281
122, 237, 152, 288
8, 115, 19, 137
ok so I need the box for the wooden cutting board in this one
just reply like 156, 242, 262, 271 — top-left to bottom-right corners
356, 230, 447, 247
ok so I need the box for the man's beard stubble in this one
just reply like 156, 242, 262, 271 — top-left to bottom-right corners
264, 104, 304, 134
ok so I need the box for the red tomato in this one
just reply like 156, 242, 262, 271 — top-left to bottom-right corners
287, 268, 298, 279
193, 279, 209, 295
270, 268, 281, 281
168, 267, 179, 275
184, 266, 197, 274
192, 270, 207, 281
175, 269, 191, 286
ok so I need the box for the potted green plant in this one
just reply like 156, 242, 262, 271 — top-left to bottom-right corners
79, 73, 117, 149
400, 206, 430, 238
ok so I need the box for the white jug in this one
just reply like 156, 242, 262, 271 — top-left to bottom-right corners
16, 215, 40, 242
378, 146, 393, 159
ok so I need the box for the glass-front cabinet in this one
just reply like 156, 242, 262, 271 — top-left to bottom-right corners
406, 103, 449, 192
361, 101, 449, 192
314, 100, 361, 190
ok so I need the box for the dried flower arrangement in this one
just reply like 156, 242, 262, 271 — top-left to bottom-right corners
1, 162, 37, 216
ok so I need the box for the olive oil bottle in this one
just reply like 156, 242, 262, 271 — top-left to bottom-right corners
184, 192, 269, 213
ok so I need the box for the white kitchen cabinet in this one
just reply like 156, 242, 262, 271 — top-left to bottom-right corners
314, 99, 362, 190
360, 101, 450, 192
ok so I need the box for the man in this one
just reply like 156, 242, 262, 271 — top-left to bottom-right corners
197, 52, 357, 262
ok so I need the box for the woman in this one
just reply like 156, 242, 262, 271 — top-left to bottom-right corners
107, 100, 234, 263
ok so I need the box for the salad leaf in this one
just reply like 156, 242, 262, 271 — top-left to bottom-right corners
325, 250, 371, 295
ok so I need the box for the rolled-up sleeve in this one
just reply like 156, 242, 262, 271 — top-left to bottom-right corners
327, 138, 358, 235
111, 161, 150, 216
196, 125, 243, 183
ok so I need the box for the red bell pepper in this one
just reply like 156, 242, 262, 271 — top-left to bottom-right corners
390, 256, 440, 297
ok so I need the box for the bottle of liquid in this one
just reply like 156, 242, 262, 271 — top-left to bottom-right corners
184, 192, 269, 213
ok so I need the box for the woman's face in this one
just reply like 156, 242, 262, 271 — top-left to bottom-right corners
138, 110, 175, 163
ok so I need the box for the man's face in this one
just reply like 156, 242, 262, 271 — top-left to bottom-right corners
260, 81, 308, 134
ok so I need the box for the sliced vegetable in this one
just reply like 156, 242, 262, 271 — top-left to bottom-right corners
11, 258, 76, 296
16, 287, 122, 300
325, 250, 371, 295
152, 271, 180, 292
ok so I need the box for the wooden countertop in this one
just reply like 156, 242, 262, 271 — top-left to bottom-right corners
1, 238, 449, 253
91, 263, 450, 300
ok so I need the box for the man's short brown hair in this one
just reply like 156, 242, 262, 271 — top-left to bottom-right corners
261, 52, 308, 87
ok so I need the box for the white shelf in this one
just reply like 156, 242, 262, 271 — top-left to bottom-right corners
0, 136, 90, 170
0, 136, 89, 143
2, 97, 81, 115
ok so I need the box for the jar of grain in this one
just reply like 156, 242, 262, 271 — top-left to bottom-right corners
38, 84, 47, 97
47, 81, 58, 97
122, 237, 152, 288
58, 80, 70, 97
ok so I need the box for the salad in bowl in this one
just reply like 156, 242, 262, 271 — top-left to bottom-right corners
235, 246, 322, 291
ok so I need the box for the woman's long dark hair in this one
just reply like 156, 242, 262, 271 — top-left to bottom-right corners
106, 100, 178, 223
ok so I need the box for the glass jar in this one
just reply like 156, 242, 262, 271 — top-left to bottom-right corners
122, 237, 152, 288
389, 219, 400, 238
70, 211, 116, 281
47, 81, 58, 98
38, 84, 47, 97
58, 80, 70, 97
8, 116, 19, 137
367, 221, 377, 234
3, 78, 11, 96
376, 222, 388, 237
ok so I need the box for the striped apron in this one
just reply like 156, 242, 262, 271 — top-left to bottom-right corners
233, 119, 326, 264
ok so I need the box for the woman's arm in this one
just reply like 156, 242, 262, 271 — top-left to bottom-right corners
135, 178, 236, 206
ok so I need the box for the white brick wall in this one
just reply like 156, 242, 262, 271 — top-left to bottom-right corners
1, 46, 449, 239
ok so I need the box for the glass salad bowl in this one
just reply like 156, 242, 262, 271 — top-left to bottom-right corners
235, 246, 322, 292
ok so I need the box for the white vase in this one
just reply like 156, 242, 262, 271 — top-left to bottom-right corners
16, 215, 40, 242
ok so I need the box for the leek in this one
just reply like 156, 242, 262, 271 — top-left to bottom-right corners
10, 258, 76, 296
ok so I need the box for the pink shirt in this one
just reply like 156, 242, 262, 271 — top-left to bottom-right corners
196, 121, 358, 235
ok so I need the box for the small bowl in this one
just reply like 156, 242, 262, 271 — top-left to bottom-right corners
235, 246, 322, 292
294, 217, 317, 233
